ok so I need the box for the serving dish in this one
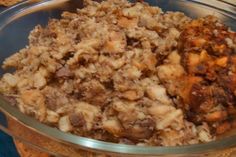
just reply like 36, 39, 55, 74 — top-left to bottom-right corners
0, 0, 236, 156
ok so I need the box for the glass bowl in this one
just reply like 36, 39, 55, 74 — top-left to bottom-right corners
0, 0, 236, 156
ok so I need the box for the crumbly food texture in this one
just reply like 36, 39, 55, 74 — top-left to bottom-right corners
0, 0, 236, 146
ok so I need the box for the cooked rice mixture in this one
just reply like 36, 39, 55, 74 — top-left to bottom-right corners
1, 0, 236, 146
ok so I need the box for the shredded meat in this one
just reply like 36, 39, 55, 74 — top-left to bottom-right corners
1, 0, 236, 146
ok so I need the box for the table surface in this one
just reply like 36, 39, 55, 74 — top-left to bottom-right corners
0, 113, 19, 157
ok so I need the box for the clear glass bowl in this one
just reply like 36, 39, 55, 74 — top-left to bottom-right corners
0, 0, 236, 156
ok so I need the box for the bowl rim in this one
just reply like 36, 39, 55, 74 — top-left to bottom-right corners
0, 0, 236, 155
2, 96, 236, 155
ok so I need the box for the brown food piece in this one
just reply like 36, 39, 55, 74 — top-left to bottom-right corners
0, 0, 22, 6
216, 122, 231, 135
122, 118, 155, 140
204, 111, 228, 122
77, 80, 109, 106
177, 16, 236, 134
55, 66, 73, 78
69, 113, 86, 127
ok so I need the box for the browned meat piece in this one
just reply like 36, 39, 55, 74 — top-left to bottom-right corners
76, 80, 110, 106
69, 113, 86, 128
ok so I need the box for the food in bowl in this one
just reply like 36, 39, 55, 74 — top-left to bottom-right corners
0, 0, 236, 146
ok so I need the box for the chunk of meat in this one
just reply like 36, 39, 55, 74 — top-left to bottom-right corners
69, 113, 86, 128
46, 110, 59, 124
77, 80, 109, 106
